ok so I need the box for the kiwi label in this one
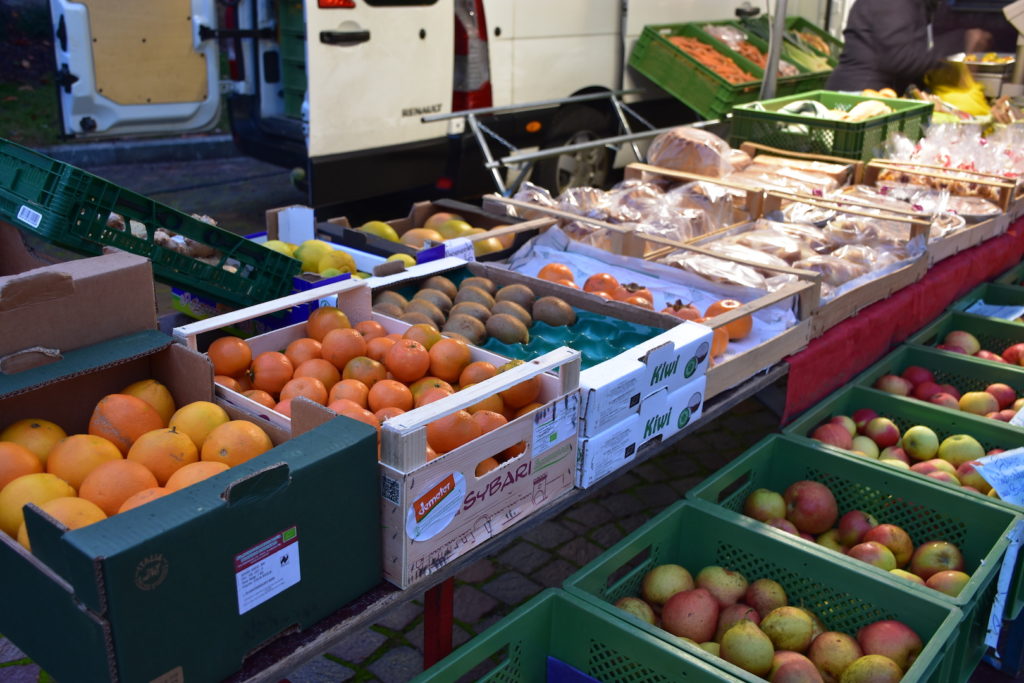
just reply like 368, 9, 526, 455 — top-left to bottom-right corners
684, 356, 698, 379
649, 356, 679, 386
643, 409, 673, 439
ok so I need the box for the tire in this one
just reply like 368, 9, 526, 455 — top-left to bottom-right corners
531, 104, 617, 195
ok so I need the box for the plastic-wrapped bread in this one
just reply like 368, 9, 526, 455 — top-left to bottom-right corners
720, 229, 814, 264
645, 127, 735, 177
792, 254, 869, 287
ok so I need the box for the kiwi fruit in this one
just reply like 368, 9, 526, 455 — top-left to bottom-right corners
491, 300, 531, 327
443, 332, 474, 345
405, 299, 446, 327
486, 314, 530, 345
413, 288, 453, 313
533, 296, 576, 326
449, 301, 491, 324
372, 302, 405, 318
374, 290, 408, 310
422, 275, 458, 300
443, 314, 488, 346
459, 276, 496, 294
494, 284, 536, 312
454, 286, 495, 309
400, 312, 438, 329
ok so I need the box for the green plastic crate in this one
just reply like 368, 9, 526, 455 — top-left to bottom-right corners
0, 139, 301, 308
414, 588, 740, 682
908, 311, 1024, 362
564, 502, 962, 682
949, 283, 1024, 322
686, 434, 1022, 679
629, 23, 766, 119
279, 0, 306, 120
994, 261, 1024, 286
785, 16, 844, 67
729, 90, 933, 161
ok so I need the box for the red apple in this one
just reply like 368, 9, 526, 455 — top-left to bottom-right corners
767, 518, 800, 535
926, 570, 971, 597
910, 541, 964, 580
943, 330, 980, 355
975, 350, 1007, 363
830, 415, 857, 437
864, 417, 901, 449
784, 481, 839, 534
743, 488, 786, 523
956, 461, 992, 494
911, 381, 944, 401
879, 446, 910, 464
873, 374, 912, 396
852, 408, 879, 433
848, 541, 898, 570
900, 366, 935, 386
986, 383, 1017, 409
857, 620, 923, 672
910, 459, 957, 477
811, 423, 853, 450
926, 471, 961, 486
838, 510, 879, 547
937, 383, 961, 400
991, 409, 1017, 422
863, 524, 914, 567
662, 588, 719, 642
1002, 342, 1024, 365
929, 392, 960, 409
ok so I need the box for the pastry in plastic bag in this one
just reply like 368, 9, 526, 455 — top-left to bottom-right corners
793, 254, 869, 287
645, 127, 735, 177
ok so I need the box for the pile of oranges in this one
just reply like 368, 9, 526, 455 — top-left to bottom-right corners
536, 262, 751, 361
206, 306, 541, 469
0, 381, 273, 553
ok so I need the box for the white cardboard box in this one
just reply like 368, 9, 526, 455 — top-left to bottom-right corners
577, 321, 712, 438
577, 374, 707, 488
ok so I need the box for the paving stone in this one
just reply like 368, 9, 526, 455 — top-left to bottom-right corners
373, 601, 423, 632
285, 656, 356, 682
0, 639, 27, 663
668, 475, 709, 497
657, 453, 702, 478
633, 460, 667, 482
456, 558, 496, 584
405, 622, 473, 651
532, 558, 578, 586
326, 628, 388, 663
590, 523, 625, 549
481, 571, 542, 606
556, 536, 604, 568
470, 611, 509, 636
561, 518, 590, 536
496, 541, 552, 575
521, 521, 574, 549
704, 429, 745, 454
367, 646, 424, 683
605, 471, 642, 494
452, 584, 500, 623
617, 514, 650, 534
633, 482, 680, 511
564, 501, 614, 527
600, 492, 645, 517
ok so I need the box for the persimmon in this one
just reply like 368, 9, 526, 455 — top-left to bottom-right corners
207, 336, 252, 377
385, 339, 431, 383
583, 273, 619, 295
250, 351, 295, 396
661, 300, 701, 321
280, 376, 329, 405
704, 299, 752, 341
428, 338, 472, 384
625, 294, 654, 309
294, 358, 341, 391
321, 328, 368, 372
355, 320, 388, 341
367, 379, 414, 413
328, 379, 370, 408
284, 337, 323, 368
366, 336, 397, 363
591, 291, 613, 300
555, 279, 579, 289
459, 361, 498, 388
537, 263, 574, 283
426, 410, 482, 454
343, 356, 387, 388
306, 306, 351, 341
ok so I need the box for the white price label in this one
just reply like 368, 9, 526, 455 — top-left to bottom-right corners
443, 237, 476, 262
532, 393, 580, 453
234, 527, 300, 615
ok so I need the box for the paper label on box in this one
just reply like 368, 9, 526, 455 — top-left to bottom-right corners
965, 300, 1024, 321
17, 205, 42, 229
234, 527, 300, 615
277, 206, 315, 244
407, 472, 466, 542
977, 450, 1024, 648
532, 393, 579, 452
443, 237, 476, 262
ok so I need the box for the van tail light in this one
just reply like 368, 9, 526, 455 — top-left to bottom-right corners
319, 0, 356, 7
453, 0, 492, 111
224, 4, 244, 81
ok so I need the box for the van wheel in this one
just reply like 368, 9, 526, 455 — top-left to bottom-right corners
532, 105, 616, 195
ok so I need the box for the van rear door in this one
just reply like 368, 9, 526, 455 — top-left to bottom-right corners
49, 0, 222, 138
305, 0, 453, 157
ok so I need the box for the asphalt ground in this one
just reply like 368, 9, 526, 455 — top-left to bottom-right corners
0, 152, 1019, 682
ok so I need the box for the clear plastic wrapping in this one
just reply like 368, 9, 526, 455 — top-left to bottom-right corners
645, 127, 734, 177
725, 162, 839, 195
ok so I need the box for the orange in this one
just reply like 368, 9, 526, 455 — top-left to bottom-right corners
465, 390, 504, 415
343, 356, 387, 388
274, 399, 293, 417
538, 263, 574, 283
321, 328, 368, 373
499, 377, 541, 410
583, 273, 619, 294
0, 442, 44, 492
328, 400, 381, 430
471, 410, 507, 435
355, 320, 388, 341
201, 420, 274, 468
127, 427, 199, 485
329, 379, 370, 408
207, 336, 252, 377
429, 338, 472, 384
374, 406, 406, 423
88, 393, 166, 455
294, 358, 341, 392
385, 339, 430, 383
17, 497, 106, 551
515, 402, 544, 418
474, 457, 501, 477
503, 441, 527, 461
404, 323, 442, 350
280, 376, 329, 405
47, 434, 123, 490
459, 361, 498, 388
416, 386, 454, 408
250, 351, 295, 396
168, 401, 230, 450
410, 377, 454, 401
385, 333, 404, 342
366, 336, 397, 363
704, 299, 752, 341
0, 418, 67, 466
0, 473, 76, 537
235, 372, 253, 392
368, 379, 414, 413
306, 306, 351, 341
285, 337, 323, 368
215, 375, 242, 391
79, 459, 160, 517
243, 389, 277, 409
165, 461, 230, 492
710, 325, 729, 358
426, 410, 482, 454
118, 487, 171, 514
426, 445, 440, 462
120, 379, 176, 424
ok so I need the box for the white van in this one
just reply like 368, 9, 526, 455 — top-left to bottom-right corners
48, 0, 826, 212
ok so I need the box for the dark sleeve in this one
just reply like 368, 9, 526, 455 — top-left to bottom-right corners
870, 0, 965, 80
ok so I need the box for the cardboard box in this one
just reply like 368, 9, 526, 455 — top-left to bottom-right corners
577, 375, 707, 488
0, 262, 381, 682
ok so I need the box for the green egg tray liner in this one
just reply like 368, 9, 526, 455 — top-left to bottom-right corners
381, 271, 665, 369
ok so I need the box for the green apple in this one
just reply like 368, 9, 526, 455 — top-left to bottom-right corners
359, 220, 401, 242
901, 425, 939, 461
937, 434, 985, 468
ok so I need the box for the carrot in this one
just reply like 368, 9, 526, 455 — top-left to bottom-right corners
668, 36, 755, 84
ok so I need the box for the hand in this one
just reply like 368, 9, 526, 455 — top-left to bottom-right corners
965, 28, 994, 54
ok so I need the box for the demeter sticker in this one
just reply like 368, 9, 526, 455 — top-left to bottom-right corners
406, 472, 466, 541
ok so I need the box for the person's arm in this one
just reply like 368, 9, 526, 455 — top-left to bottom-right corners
869, 0, 965, 80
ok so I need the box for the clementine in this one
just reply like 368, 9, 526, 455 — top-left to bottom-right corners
284, 337, 323, 368
368, 379, 414, 413
321, 328, 368, 372
385, 339, 430, 383
426, 410, 481, 454
428, 338, 472, 384
206, 336, 252, 377
328, 379, 370, 408
250, 351, 295, 396
306, 306, 351, 341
